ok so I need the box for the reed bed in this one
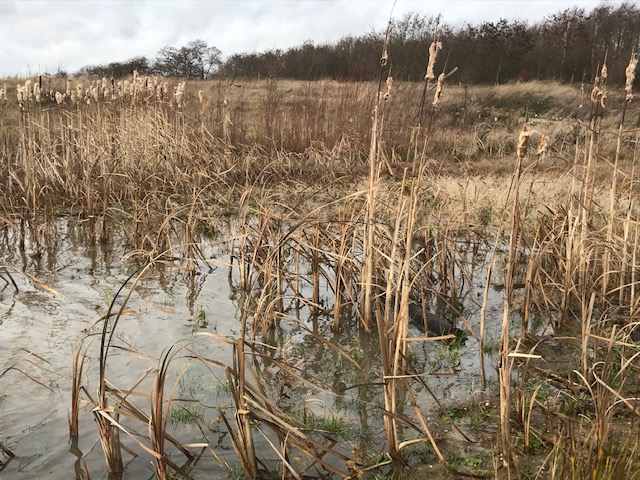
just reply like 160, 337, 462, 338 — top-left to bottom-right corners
1, 48, 640, 480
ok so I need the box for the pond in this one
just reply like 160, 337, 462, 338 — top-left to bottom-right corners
0, 218, 508, 479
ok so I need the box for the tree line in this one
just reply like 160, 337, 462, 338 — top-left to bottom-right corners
77, 2, 639, 85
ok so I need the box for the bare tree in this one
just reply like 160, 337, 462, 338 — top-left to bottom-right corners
154, 39, 222, 79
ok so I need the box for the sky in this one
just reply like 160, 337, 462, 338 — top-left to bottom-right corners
0, 0, 619, 77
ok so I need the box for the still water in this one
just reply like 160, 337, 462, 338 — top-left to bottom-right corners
0, 219, 503, 479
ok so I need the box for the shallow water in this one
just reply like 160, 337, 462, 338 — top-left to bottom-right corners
0, 219, 507, 479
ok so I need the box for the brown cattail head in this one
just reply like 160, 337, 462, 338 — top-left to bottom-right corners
599, 89, 607, 109
433, 73, 445, 106
626, 52, 638, 102
33, 81, 41, 102
24, 79, 33, 101
536, 134, 549, 157
425, 41, 442, 80
174, 81, 186, 107
600, 63, 608, 82
383, 75, 393, 100
517, 124, 530, 158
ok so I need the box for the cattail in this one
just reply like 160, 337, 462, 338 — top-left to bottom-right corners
33, 81, 41, 102
433, 72, 445, 106
55, 91, 64, 104
198, 89, 203, 104
536, 134, 549, 156
0, 83, 7, 101
591, 74, 600, 99
65, 80, 71, 97
76, 83, 83, 99
626, 52, 638, 102
383, 76, 393, 100
16, 84, 24, 103
174, 81, 186, 107
101, 77, 108, 99
600, 63, 607, 82
25, 79, 33, 101
517, 124, 530, 158
425, 41, 442, 80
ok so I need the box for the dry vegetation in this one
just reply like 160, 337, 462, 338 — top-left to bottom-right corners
1, 46, 640, 480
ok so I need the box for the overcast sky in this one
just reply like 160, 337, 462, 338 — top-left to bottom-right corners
0, 0, 617, 77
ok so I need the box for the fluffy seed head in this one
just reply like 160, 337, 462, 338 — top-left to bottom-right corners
433, 73, 445, 106
33, 81, 41, 102
425, 41, 442, 80
517, 124, 530, 158
536, 134, 549, 156
626, 52, 638, 101
383, 76, 393, 100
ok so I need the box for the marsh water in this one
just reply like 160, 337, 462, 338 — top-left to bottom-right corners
0, 219, 509, 479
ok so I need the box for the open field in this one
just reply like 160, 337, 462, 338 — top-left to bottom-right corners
1, 70, 640, 479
